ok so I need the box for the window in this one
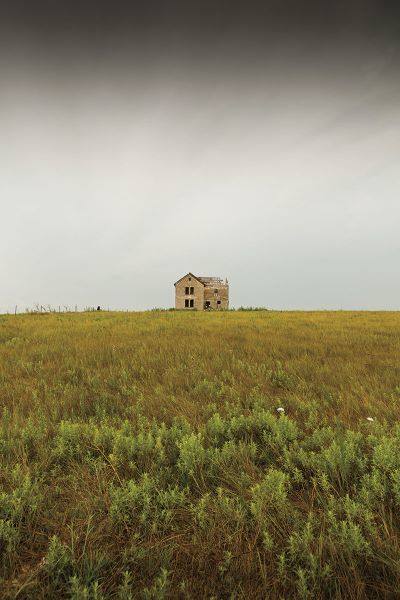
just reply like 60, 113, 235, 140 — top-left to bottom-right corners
188, 277, 191, 281
217, 300, 221, 305
214, 289, 218, 294
190, 286, 194, 295
185, 299, 189, 307
190, 299, 194, 308
185, 287, 189, 295
205, 301, 210, 309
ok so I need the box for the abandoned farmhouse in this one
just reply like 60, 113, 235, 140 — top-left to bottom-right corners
174, 273, 229, 310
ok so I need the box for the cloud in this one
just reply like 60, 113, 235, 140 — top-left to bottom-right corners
0, 3, 399, 311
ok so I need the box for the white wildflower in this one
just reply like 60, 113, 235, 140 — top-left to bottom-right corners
366, 417, 374, 422
277, 407, 285, 414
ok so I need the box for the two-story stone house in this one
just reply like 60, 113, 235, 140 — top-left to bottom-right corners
174, 273, 229, 310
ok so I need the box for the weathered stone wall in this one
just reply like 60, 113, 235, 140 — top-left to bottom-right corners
203, 284, 229, 310
175, 275, 204, 310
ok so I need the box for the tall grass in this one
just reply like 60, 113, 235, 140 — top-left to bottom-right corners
0, 310, 399, 598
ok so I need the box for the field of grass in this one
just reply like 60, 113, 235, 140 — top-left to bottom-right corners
0, 310, 400, 599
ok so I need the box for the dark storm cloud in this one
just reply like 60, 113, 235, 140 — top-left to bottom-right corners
1, 1, 400, 78
2, 1, 400, 45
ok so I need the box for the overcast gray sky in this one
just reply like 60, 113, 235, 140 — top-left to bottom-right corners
1, 1, 399, 311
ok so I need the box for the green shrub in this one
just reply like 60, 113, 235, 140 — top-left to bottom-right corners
109, 474, 188, 534
142, 567, 169, 600
43, 535, 74, 584
177, 433, 207, 480
250, 468, 292, 528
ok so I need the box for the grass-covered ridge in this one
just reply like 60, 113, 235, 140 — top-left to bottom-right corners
0, 310, 399, 599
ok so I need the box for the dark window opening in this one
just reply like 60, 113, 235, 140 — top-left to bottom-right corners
185, 299, 189, 307
214, 289, 218, 294
190, 299, 194, 308
185, 287, 189, 295
188, 277, 191, 281
217, 300, 221, 305
190, 286, 194, 295
205, 301, 211, 309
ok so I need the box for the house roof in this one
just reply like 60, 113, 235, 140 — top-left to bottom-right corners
174, 272, 205, 287
198, 276, 224, 285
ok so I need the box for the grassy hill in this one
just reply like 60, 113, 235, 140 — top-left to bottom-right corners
0, 310, 399, 599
